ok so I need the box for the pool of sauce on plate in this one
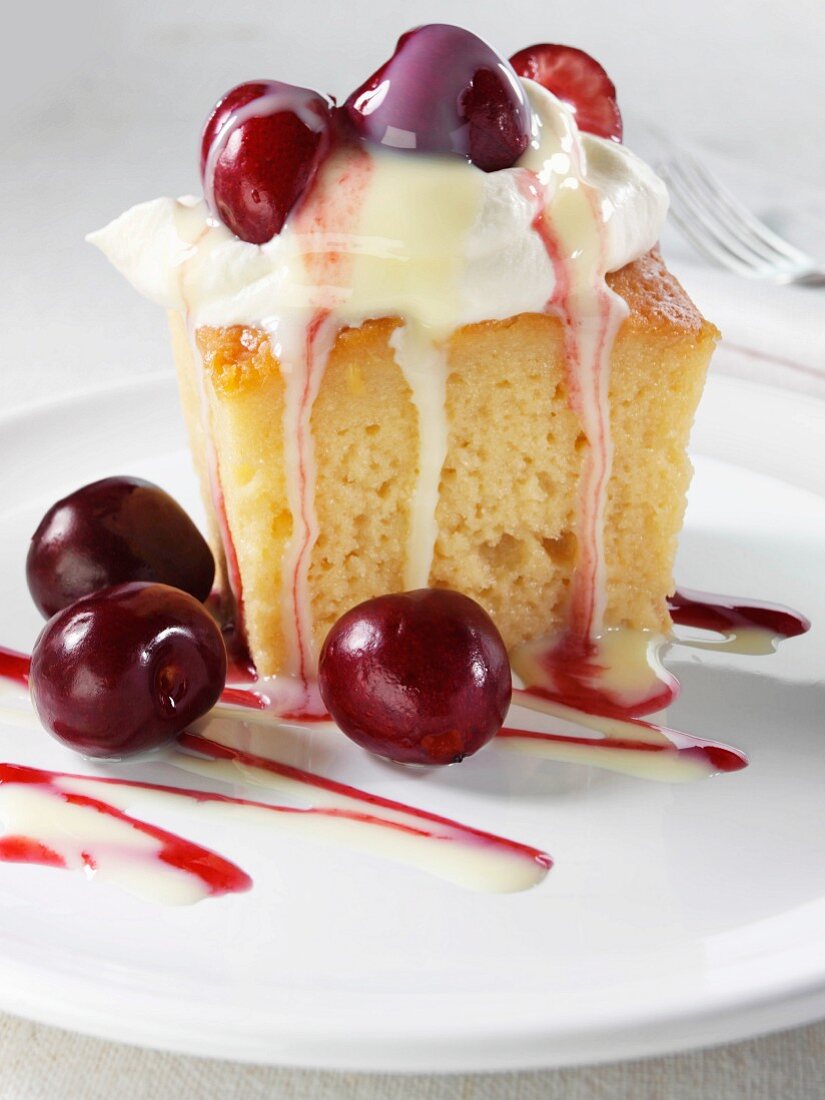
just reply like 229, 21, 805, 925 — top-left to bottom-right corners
0, 587, 809, 903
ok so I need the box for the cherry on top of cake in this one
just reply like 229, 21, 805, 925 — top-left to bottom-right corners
509, 43, 622, 143
342, 24, 532, 172
200, 24, 623, 245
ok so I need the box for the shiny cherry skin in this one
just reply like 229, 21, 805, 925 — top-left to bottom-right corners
201, 80, 334, 243
29, 582, 227, 759
509, 44, 622, 142
26, 476, 215, 619
318, 588, 512, 765
344, 24, 532, 172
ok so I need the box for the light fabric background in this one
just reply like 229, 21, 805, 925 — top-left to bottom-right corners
1, 1, 824, 1096
1, 1015, 825, 1099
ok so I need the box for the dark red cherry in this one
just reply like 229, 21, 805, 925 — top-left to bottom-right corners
344, 24, 532, 172
318, 589, 511, 766
509, 44, 622, 142
26, 476, 214, 619
29, 583, 226, 759
201, 80, 334, 243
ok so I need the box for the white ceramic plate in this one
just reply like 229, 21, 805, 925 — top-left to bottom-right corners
0, 372, 822, 1072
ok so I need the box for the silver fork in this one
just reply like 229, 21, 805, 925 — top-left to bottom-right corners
658, 154, 825, 287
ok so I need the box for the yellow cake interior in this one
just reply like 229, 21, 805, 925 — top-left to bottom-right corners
169, 249, 717, 677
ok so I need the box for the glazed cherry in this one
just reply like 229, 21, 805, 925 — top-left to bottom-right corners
29, 582, 226, 759
344, 24, 532, 172
201, 80, 334, 244
318, 589, 511, 766
26, 476, 214, 619
509, 44, 622, 142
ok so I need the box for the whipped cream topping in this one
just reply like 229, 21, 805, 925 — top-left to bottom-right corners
88, 82, 667, 338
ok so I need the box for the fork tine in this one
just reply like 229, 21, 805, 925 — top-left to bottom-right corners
666, 204, 767, 278
674, 160, 793, 269
680, 155, 813, 268
663, 163, 775, 274
659, 153, 824, 284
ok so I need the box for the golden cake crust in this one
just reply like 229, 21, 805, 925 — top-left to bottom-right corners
608, 248, 712, 337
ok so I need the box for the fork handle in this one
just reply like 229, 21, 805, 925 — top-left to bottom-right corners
795, 270, 825, 288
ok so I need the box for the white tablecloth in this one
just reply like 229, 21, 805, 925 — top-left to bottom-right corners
2, 1, 825, 1095
6, 263, 824, 1099
2, 1015, 824, 1098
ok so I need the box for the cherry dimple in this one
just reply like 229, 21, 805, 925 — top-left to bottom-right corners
509, 43, 622, 142
26, 476, 215, 619
201, 80, 334, 243
344, 24, 532, 172
318, 588, 512, 766
29, 582, 227, 760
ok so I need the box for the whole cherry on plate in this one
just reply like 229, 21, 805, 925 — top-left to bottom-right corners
29, 582, 226, 759
509, 44, 622, 142
344, 24, 533, 172
318, 588, 512, 766
26, 476, 215, 619
201, 80, 334, 243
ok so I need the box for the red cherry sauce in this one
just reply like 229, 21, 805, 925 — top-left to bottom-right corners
0, 733, 550, 900
668, 588, 810, 640
286, 307, 334, 698
507, 641, 744, 780
0, 836, 64, 867
514, 631, 678, 720
0, 762, 251, 898
0, 646, 30, 688
500, 711, 747, 778
178, 732, 552, 871
506, 588, 810, 778
514, 171, 619, 646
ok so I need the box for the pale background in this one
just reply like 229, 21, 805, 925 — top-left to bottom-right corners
1, 0, 825, 1096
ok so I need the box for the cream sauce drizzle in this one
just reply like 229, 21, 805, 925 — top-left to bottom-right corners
0, 731, 551, 903
389, 324, 449, 589
519, 83, 629, 642
511, 628, 679, 717
0, 772, 248, 905
172, 732, 551, 893
503, 693, 747, 782
267, 309, 338, 687
346, 151, 480, 594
